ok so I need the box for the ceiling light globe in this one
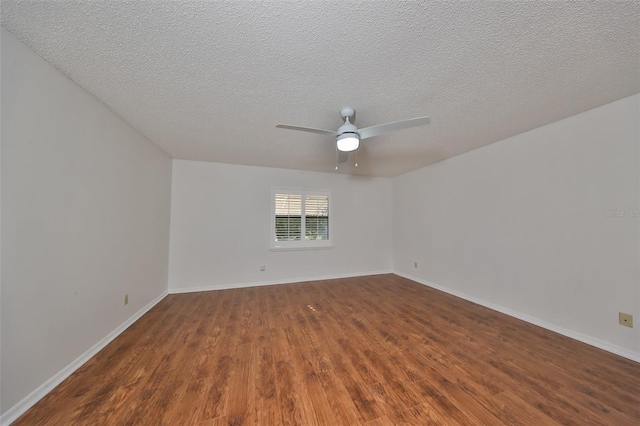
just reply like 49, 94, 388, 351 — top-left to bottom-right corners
337, 133, 360, 152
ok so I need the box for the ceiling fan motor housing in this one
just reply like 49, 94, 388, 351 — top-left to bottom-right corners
338, 119, 358, 136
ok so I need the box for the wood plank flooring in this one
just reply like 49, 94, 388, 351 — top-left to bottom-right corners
14, 274, 640, 425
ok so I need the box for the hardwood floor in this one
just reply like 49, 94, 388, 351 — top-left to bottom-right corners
14, 274, 640, 425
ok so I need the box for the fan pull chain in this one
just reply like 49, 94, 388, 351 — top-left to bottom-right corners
335, 146, 339, 170
355, 149, 358, 167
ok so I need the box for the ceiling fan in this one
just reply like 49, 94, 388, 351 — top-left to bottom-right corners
276, 107, 431, 164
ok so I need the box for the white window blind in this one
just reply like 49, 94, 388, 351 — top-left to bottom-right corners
304, 195, 329, 241
275, 194, 302, 241
272, 189, 332, 250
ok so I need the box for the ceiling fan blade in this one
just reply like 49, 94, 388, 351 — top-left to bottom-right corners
338, 151, 349, 163
276, 124, 337, 136
358, 116, 431, 140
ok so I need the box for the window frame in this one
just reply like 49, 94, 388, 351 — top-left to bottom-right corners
270, 187, 333, 251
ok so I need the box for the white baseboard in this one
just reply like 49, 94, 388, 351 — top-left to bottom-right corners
395, 271, 640, 363
0, 291, 168, 426
168, 270, 393, 294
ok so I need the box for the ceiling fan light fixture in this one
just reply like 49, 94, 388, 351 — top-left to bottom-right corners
337, 133, 360, 152
276, 107, 430, 163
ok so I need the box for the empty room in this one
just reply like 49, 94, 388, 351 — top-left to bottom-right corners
1, 1, 639, 425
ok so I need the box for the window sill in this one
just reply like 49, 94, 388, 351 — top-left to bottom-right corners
269, 243, 334, 252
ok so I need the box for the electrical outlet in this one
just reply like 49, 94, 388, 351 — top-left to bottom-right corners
619, 312, 633, 328
414, 261, 418, 268
260, 265, 266, 272
124, 294, 129, 305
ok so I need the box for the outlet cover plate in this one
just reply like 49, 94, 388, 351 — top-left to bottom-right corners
619, 312, 633, 328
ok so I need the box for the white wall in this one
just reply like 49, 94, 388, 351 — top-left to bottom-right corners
1, 28, 173, 418
169, 160, 392, 291
393, 94, 640, 360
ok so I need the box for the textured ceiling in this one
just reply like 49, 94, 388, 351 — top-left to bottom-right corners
2, 1, 639, 177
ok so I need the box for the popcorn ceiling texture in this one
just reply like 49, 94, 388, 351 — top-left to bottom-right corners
2, 1, 639, 177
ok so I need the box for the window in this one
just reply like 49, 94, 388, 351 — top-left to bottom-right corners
272, 188, 332, 250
